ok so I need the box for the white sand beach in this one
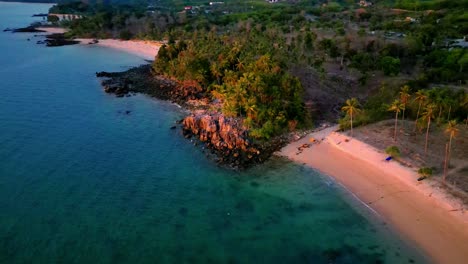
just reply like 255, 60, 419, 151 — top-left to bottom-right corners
76, 38, 162, 60
279, 126, 468, 264
36, 27, 162, 60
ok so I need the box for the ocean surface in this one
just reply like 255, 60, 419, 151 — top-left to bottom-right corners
0, 2, 428, 263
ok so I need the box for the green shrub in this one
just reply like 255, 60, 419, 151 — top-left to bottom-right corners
385, 146, 401, 158
379, 56, 400, 76
417, 167, 433, 181
338, 110, 371, 131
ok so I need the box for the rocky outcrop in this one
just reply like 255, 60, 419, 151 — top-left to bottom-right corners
9, 26, 80, 46
96, 65, 205, 105
11, 26, 45, 33
97, 65, 286, 169
43, 33, 80, 47
182, 113, 285, 169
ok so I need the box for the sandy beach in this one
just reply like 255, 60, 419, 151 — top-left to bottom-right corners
76, 38, 162, 60
279, 126, 468, 264
36, 27, 162, 60
35, 26, 468, 263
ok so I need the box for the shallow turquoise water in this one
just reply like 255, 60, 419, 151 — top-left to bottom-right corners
0, 2, 429, 263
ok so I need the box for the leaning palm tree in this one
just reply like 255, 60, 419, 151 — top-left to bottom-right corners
413, 90, 427, 131
399, 85, 411, 123
388, 100, 404, 141
341, 98, 361, 137
421, 104, 436, 155
445, 120, 459, 166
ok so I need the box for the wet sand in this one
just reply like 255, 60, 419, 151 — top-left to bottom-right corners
279, 126, 468, 264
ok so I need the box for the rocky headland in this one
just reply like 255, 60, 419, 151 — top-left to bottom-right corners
40, 33, 80, 46
5, 25, 80, 47
96, 65, 288, 169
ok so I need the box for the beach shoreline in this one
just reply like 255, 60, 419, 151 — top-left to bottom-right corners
35, 26, 468, 263
36, 27, 162, 60
278, 126, 468, 264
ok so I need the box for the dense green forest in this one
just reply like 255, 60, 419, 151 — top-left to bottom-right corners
153, 30, 306, 138
48, 0, 467, 138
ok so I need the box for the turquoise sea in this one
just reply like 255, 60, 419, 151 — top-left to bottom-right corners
0, 2, 428, 263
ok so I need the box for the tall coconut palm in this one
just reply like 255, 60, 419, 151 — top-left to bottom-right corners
445, 120, 459, 165
388, 100, 404, 141
413, 90, 427, 131
341, 98, 361, 137
421, 104, 436, 155
445, 97, 455, 121
461, 94, 468, 127
399, 85, 411, 124
427, 88, 445, 125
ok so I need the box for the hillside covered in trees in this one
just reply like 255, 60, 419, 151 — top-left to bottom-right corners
44, 0, 467, 166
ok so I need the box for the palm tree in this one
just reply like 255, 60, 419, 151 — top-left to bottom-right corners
417, 167, 433, 181
236, 58, 245, 71
413, 90, 427, 131
210, 62, 222, 85
461, 94, 468, 127
399, 85, 411, 124
388, 100, 404, 141
421, 104, 436, 155
341, 98, 361, 137
427, 88, 445, 125
445, 120, 459, 166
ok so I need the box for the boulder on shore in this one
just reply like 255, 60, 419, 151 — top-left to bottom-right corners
182, 113, 283, 169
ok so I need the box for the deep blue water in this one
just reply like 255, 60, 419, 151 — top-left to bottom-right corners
0, 2, 428, 263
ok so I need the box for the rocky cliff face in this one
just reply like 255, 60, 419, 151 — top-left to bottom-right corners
182, 113, 282, 169
97, 65, 286, 169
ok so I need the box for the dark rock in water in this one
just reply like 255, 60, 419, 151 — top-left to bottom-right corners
45, 39, 80, 47
96, 71, 119, 78
170, 126, 176, 130
96, 64, 204, 104
178, 207, 188, 216
322, 248, 342, 262
95, 65, 181, 101
32, 13, 48, 17
235, 199, 254, 212
12, 26, 46, 33
250, 181, 260, 187
174, 223, 185, 231
125, 110, 131, 115
3, 28, 12, 32
43, 33, 79, 47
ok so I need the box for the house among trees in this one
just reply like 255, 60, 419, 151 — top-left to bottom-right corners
48, 13, 83, 21
267, 0, 279, 3
449, 38, 468, 49
405, 16, 417, 23
359, 0, 373, 7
